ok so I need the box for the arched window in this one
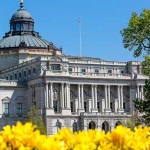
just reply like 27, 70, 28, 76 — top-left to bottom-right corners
115, 121, 122, 127
89, 121, 96, 130
56, 120, 62, 133
102, 121, 109, 133
73, 122, 78, 133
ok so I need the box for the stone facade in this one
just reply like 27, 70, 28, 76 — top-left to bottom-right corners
0, 2, 148, 135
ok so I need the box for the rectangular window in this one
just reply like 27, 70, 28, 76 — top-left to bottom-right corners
28, 70, 31, 75
97, 102, 100, 112
120, 70, 124, 74
71, 102, 73, 112
4, 102, 9, 116
123, 102, 126, 109
16, 23, 21, 31
17, 103, 22, 115
24, 23, 28, 31
95, 69, 99, 74
51, 64, 60, 71
15, 74, 17, 79
24, 71, 26, 76
68, 68, 72, 73
19, 73, 21, 78
33, 68, 36, 73
110, 102, 113, 109
108, 70, 112, 74
81, 69, 86, 75
84, 102, 87, 112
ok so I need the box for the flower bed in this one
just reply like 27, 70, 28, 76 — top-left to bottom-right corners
0, 122, 150, 150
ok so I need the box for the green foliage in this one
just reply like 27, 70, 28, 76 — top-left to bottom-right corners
121, 9, 150, 57
134, 79, 150, 125
142, 55, 150, 75
122, 112, 141, 130
26, 105, 46, 134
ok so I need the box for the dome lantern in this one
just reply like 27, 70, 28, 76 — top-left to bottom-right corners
9, 0, 34, 34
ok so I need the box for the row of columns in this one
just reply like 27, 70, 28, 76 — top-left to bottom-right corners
45, 83, 70, 109
45, 83, 144, 113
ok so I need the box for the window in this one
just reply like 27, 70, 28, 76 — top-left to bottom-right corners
19, 73, 21, 78
28, 70, 31, 75
53, 101, 57, 112
123, 102, 125, 109
120, 70, 124, 74
10, 25, 13, 31
110, 102, 113, 109
97, 102, 100, 112
71, 102, 73, 112
16, 23, 21, 31
81, 69, 86, 75
15, 74, 17, 79
84, 102, 87, 112
95, 69, 99, 74
10, 75, 12, 80
51, 64, 60, 71
68, 68, 72, 73
108, 70, 112, 74
4, 102, 9, 116
24, 71, 26, 76
17, 103, 22, 116
24, 23, 28, 30
33, 68, 36, 73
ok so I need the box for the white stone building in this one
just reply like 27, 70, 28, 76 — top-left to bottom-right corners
0, 1, 147, 135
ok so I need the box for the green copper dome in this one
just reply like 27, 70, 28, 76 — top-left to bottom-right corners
0, 35, 51, 48
0, 1, 60, 52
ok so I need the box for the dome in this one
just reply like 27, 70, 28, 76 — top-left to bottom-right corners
11, 9, 33, 20
0, 35, 51, 48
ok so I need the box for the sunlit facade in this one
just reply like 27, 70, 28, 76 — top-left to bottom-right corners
0, 1, 147, 135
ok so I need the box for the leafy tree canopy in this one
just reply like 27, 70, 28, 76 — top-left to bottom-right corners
121, 9, 150, 57
26, 105, 46, 135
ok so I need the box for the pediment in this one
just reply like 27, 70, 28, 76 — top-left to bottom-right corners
2, 96, 11, 102
49, 56, 63, 62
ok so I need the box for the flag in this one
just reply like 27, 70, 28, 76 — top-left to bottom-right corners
78, 18, 81, 23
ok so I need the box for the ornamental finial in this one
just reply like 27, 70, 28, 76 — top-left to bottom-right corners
20, 0, 24, 9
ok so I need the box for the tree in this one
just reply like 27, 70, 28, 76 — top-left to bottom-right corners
121, 9, 150, 57
122, 112, 141, 130
26, 105, 46, 134
133, 80, 150, 125
121, 9, 150, 126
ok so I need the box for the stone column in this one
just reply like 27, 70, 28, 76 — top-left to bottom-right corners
81, 84, 84, 109
77, 84, 85, 114
46, 83, 49, 108
137, 85, 139, 99
66, 83, 71, 108
62, 83, 71, 115
50, 83, 53, 108
61, 83, 64, 109
104, 85, 108, 109
117, 85, 124, 113
94, 85, 98, 109
120, 86, 123, 109
91, 85, 94, 109
141, 86, 144, 100
78, 84, 81, 109
108, 85, 110, 110
46, 83, 54, 115
117, 85, 120, 109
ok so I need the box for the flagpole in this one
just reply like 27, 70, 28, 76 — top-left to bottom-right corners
78, 18, 82, 57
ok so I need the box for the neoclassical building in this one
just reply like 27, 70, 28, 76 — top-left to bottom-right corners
0, 1, 147, 135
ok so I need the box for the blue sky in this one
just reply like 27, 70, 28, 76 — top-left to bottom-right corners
0, 0, 150, 62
